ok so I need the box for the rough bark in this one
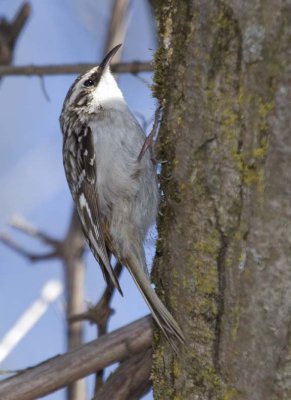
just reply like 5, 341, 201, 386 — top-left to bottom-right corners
152, 1, 291, 399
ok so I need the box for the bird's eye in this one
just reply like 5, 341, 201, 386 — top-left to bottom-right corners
84, 79, 94, 87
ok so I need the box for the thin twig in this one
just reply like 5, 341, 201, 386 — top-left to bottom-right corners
0, 233, 57, 262
132, 72, 152, 88
0, 61, 152, 77
10, 215, 60, 247
38, 75, 50, 102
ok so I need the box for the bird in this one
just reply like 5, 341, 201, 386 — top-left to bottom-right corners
59, 44, 185, 348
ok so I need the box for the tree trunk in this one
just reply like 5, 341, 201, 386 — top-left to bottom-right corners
151, 1, 291, 399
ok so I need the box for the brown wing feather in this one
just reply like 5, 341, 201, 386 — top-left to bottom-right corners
64, 125, 122, 294
77, 181, 122, 294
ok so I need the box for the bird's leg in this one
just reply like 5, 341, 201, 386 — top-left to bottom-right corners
137, 105, 162, 163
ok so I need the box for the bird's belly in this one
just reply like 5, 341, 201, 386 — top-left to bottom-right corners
96, 150, 139, 216
91, 115, 158, 236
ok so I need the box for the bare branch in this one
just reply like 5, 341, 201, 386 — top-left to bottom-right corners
94, 349, 152, 400
132, 73, 152, 88
0, 61, 152, 77
61, 208, 85, 400
0, 316, 153, 400
1, 213, 85, 262
69, 262, 123, 325
0, 233, 57, 262
10, 215, 60, 247
104, 0, 129, 61
0, 370, 22, 376
68, 309, 92, 324
0, 3, 31, 65
9, 3, 31, 48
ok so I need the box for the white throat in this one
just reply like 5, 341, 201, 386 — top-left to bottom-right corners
92, 68, 126, 112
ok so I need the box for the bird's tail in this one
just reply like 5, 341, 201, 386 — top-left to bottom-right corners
126, 251, 185, 351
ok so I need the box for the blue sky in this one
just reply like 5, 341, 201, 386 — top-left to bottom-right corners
0, 1, 156, 398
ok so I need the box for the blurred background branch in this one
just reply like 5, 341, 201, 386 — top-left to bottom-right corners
93, 348, 152, 400
0, 316, 152, 400
0, 2, 31, 66
62, 209, 85, 400
0, 61, 152, 77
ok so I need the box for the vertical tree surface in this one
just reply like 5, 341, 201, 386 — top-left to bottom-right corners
152, 1, 291, 399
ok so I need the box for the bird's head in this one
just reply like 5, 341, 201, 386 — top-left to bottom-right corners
60, 44, 124, 126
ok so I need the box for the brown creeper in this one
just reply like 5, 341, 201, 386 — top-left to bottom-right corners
59, 44, 185, 348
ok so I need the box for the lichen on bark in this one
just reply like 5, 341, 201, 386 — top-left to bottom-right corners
151, 0, 291, 399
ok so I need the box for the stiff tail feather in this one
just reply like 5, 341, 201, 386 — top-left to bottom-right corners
127, 254, 185, 351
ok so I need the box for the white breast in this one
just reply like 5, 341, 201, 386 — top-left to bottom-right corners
90, 106, 146, 216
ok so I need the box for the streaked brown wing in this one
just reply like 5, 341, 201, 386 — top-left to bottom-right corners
64, 125, 122, 294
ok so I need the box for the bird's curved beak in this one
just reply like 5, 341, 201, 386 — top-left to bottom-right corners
99, 44, 122, 74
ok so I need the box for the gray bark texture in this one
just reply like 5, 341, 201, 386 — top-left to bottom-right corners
151, 1, 291, 399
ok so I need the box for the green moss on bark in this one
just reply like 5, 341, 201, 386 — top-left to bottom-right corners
151, 1, 238, 398
151, 0, 281, 398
